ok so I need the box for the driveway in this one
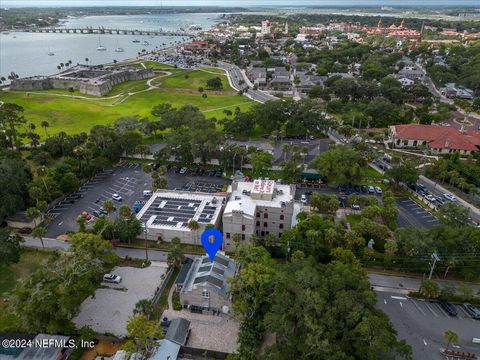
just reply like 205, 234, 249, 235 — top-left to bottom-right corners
74, 262, 168, 336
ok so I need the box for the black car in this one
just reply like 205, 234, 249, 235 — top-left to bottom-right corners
353, 185, 360, 193
361, 185, 368, 193
440, 301, 458, 316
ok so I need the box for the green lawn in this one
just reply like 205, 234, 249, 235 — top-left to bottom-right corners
0, 87, 253, 139
159, 69, 232, 92
346, 214, 362, 228
0, 249, 54, 332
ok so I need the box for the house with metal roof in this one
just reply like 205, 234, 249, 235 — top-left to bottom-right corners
179, 252, 238, 314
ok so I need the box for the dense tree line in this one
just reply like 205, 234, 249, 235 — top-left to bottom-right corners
229, 244, 412, 360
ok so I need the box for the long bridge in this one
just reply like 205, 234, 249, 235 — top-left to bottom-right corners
18, 27, 197, 37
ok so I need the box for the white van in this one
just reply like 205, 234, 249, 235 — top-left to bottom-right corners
143, 190, 153, 197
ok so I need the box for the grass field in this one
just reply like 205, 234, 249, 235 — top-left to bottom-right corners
0, 67, 253, 139
0, 249, 54, 332
158, 68, 232, 92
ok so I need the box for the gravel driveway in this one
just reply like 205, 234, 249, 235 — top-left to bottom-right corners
74, 262, 168, 336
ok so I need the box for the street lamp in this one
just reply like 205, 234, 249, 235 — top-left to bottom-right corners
428, 252, 440, 280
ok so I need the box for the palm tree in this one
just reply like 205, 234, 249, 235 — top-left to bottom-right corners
26, 207, 40, 228
443, 330, 459, 351
73, 146, 85, 172
40, 121, 50, 137
57, 65, 61, 71
103, 199, 115, 214
36, 166, 50, 196
187, 220, 199, 244
31, 226, 46, 248
76, 215, 87, 232
85, 57, 89, 66
119, 205, 133, 219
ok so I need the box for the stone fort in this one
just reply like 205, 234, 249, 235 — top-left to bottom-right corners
10, 65, 154, 97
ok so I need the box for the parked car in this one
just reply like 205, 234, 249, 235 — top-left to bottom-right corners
301, 194, 307, 204
416, 183, 428, 193
368, 186, 375, 194
361, 185, 368, 193
374, 186, 382, 194
440, 301, 458, 316
425, 194, 436, 203
464, 303, 480, 319
143, 190, 153, 197
18, 227, 32, 234
435, 196, 446, 206
353, 185, 360, 193
179, 167, 187, 174
443, 193, 457, 202
103, 274, 122, 284
112, 193, 122, 201
93, 210, 100, 217
352, 204, 361, 210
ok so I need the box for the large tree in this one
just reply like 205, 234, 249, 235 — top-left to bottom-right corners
0, 156, 32, 220
311, 146, 366, 185
263, 255, 412, 360
0, 229, 23, 267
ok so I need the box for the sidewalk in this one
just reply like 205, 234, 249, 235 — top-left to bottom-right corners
368, 271, 480, 293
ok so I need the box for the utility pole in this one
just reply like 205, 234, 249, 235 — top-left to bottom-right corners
428, 252, 440, 280
143, 221, 149, 261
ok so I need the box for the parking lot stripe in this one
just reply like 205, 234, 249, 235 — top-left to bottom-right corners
458, 306, 474, 321
424, 302, 439, 317
410, 299, 427, 316
434, 303, 450, 317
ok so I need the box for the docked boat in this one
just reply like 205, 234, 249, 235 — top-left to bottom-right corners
132, 39, 140, 43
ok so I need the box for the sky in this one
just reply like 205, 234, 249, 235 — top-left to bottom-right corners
3, 0, 480, 7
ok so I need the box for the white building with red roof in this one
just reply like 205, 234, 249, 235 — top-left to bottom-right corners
389, 124, 480, 155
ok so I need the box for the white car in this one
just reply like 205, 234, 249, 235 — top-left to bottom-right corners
179, 167, 187, 174
374, 186, 383, 194
352, 204, 361, 210
425, 194, 436, 202
368, 186, 375, 193
103, 274, 122, 284
301, 194, 307, 204
443, 193, 457, 202
112, 193, 122, 201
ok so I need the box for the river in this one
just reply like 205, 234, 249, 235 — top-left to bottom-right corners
0, 13, 220, 79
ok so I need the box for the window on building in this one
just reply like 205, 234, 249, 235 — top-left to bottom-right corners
242, 225, 245, 231
261, 231, 265, 237
202, 289, 209, 299
279, 223, 284, 229
396, 139, 401, 145
264, 222, 267, 227
403, 140, 408, 146
279, 232, 282, 238
413, 140, 417, 146
226, 233, 230, 239
280, 214, 284, 220
256, 212, 260, 217
242, 234, 245, 240
256, 221, 260, 226
264, 213, 268, 219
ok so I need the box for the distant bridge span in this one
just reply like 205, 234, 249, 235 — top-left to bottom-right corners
18, 27, 197, 37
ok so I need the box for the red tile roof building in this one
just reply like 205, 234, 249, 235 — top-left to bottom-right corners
389, 124, 480, 155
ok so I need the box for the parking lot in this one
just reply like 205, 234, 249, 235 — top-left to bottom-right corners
73, 262, 168, 336
44, 163, 231, 238
45, 162, 152, 238
377, 291, 480, 360
396, 198, 440, 228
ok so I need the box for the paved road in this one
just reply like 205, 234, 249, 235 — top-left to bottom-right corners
216, 61, 278, 103
22, 236, 170, 261
396, 198, 440, 228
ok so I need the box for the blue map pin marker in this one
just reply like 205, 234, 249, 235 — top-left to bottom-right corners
201, 228, 224, 262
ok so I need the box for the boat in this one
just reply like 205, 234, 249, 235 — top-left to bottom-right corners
96, 35, 106, 51
114, 40, 124, 52
48, 46, 55, 56
142, 40, 150, 46
132, 39, 140, 43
